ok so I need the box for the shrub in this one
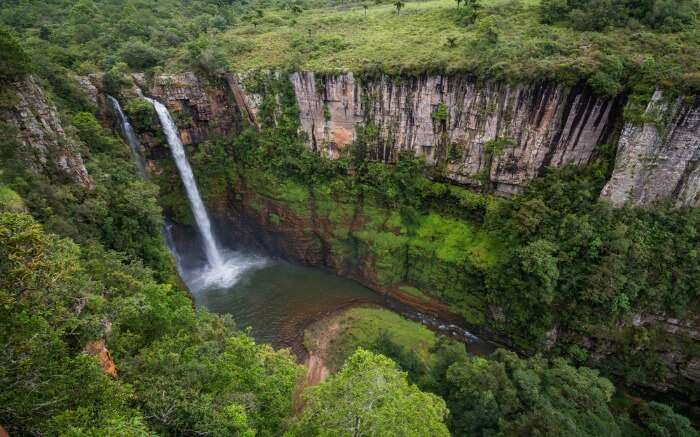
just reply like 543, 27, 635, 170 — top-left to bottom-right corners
0, 27, 31, 80
119, 40, 164, 70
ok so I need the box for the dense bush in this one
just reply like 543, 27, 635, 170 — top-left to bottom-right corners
0, 210, 302, 435
0, 27, 30, 80
292, 349, 451, 436
0, 102, 172, 278
540, 0, 699, 31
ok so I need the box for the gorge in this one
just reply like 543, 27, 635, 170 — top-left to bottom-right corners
100, 69, 699, 412
120, 94, 495, 354
1, 1, 699, 433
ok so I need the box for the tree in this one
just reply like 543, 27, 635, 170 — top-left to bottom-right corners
456, 0, 463, 8
292, 349, 450, 437
394, 0, 405, 14
445, 350, 622, 436
0, 27, 31, 81
637, 402, 698, 437
119, 40, 164, 70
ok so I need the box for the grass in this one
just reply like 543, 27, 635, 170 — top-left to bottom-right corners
304, 306, 438, 371
0, 185, 25, 212
217, 0, 700, 93
399, 285, 432, 302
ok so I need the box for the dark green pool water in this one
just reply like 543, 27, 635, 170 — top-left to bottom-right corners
192, 259, 385, 350
167, 224, 495, 356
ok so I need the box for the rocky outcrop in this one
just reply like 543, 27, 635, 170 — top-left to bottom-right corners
1, 76, 92, 188
84, 339, 117, 377
291, 72, 623, 194
148, 72, 243, 145
224, 73, 261, 129
602, 91, 700, 207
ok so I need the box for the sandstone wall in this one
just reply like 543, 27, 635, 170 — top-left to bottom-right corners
142, 71, 700, 205
601, 91, 700, 207
291, 72, 623, 194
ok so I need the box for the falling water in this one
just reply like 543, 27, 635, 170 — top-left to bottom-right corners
146, 97, 267, 290
146, 97, 224, 269
107, 95, 147, 177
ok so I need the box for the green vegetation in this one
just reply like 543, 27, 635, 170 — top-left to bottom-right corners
540, 0, 698, 31
0, 27, 31, 80
0, 185, 24, 212
304, 307, 698, 436
0, 211, 302, 435
291, 349, 451, 437
0, 107, 173, 278
2, 0, 699, 95
444, 350, 698, 436
220, 0, 698, 94
1, 0, 699, 435
305, 307, 439, 371
184, 74, 699, 410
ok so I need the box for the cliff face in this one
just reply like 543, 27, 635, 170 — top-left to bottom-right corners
146, 72, 244, 146
291, 72, 623, 194
602, 91, 700, 207
1, 76, 92, 188
142, 71, 700, 205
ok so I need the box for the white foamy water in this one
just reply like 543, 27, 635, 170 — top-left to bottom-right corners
187, 250, 269, 292
147, 97, 224, 269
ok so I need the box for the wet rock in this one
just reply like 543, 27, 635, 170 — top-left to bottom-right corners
149, 72, 243, 145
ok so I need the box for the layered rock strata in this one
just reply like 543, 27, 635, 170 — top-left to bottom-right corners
291, 72, 623, 194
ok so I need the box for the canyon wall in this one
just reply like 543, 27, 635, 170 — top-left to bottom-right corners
144, 72, 244, 146
291, 72, 623, 195
0, 76, 92, 188
602, 91, 700, 207
141, 71, 700, 205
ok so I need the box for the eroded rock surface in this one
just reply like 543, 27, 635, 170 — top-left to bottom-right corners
1, 76, 92, 188
149, 72, 243, 145
602, 91, 700, 207
291, 72, 623, 194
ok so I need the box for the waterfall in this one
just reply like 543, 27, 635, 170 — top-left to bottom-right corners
107, 96, 147, 177
109, 95, 266, 291
146, 97, 224, 270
